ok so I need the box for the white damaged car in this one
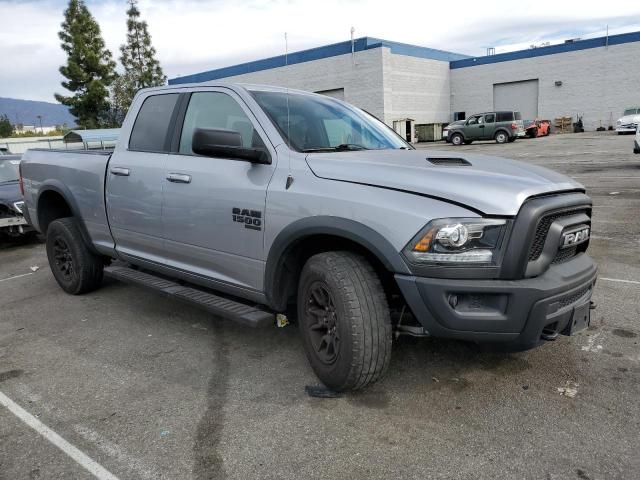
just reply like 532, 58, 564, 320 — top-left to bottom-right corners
616, 107, 640, 134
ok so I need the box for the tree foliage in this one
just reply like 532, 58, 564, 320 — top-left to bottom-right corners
117, 0, 166, 113
0, 114, 13, 138
55, 0, 116, 129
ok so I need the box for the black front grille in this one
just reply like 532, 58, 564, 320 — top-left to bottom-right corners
557, 285, 591, 309
528, 209, 588, 261
552, 246, 578, 264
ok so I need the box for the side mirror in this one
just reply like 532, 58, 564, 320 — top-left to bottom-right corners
192, 128, 271, 164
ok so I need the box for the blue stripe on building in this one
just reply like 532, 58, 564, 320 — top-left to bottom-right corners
450, 31, 640, 69
168, 31, 640, 84
168, 37, 469, 85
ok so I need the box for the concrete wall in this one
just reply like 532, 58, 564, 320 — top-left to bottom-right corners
211, 48, 387, 121
451, 41, 640, 130
381, 49, 451, 125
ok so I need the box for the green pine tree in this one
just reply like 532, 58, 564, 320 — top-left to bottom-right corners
55, 0, 117, 129
118, 0, 166, 111
0, 114, 13, 138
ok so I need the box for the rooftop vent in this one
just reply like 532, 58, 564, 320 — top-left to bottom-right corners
427, 157, 472, 167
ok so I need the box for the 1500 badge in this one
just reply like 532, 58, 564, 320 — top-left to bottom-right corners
232, 208, 262, 231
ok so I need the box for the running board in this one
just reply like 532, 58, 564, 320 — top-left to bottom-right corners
104, 266, 274, 328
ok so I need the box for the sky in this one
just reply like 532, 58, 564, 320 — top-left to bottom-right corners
1, 0, 639, 104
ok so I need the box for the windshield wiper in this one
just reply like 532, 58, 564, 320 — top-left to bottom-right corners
302, 143, 369, 153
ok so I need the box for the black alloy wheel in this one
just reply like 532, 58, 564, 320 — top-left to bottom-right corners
304, 281, 340, 365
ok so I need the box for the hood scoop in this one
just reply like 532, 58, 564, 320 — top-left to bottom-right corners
427, 157, 471, 167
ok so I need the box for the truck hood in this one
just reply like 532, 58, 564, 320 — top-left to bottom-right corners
305, 150, 583, 216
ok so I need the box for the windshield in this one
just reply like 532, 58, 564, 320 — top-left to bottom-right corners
623, 109, 639, 116
250, 90, 410, 152
0, 160, 20, 183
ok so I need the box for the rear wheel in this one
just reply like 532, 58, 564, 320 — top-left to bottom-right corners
46, 218, 104, 295
298, 251, 392, 392
450, 133, 464, 146
495, 131, 509, 144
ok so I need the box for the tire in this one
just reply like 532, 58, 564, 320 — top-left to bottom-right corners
450, 133, 464, 146
297, 251, 392, 392
495, 131, 509, 144
46, 217, 104, 295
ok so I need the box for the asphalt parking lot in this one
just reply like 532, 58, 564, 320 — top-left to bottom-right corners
1, 132, 639, 480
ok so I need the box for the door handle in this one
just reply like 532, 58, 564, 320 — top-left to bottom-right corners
166, 173, 192, 184
110, 167, 130, 176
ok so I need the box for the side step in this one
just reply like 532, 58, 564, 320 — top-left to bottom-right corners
104, 266, 275, 328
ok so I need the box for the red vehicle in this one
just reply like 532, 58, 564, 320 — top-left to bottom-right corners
524, 119, 551, 138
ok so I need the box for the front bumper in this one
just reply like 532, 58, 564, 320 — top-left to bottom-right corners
396, 253, 597, 351
0, 215, 32, 235
616, 126, 636, 133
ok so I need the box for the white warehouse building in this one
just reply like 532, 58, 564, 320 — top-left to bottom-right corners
169, 32, 640, 140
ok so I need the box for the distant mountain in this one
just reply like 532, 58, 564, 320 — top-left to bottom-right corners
0, 97, 77, 127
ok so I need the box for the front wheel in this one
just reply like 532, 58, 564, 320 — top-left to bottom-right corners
46, 217, 104, 295
495, 131, 509, 144
298, 251, 392, 392
450, 133, 464, 146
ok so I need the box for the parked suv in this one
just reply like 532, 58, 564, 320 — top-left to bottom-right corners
448, 111, 524, 145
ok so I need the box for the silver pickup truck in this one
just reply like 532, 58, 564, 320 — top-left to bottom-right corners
20, 83, 597, 391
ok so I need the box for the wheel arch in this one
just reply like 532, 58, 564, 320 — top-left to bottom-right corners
264, 217, 410, 311
36, 182, 98, 254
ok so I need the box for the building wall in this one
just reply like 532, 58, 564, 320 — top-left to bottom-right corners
381, 49, 451, 125
451, 41, 640, 130
210, 48, 387, 121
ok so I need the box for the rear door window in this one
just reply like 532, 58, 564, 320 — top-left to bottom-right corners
484, 114, 495, 123
129, 93, 180, 152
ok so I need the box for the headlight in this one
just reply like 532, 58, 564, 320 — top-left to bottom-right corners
13, 201, 24, 214
403, 218, 508, 265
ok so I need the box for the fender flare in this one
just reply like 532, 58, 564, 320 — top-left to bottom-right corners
494, 128, 511, 138
36, 181, 99, 254
264, 216, 411, 309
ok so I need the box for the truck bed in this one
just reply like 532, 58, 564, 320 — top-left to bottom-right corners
20, 148, 115, 252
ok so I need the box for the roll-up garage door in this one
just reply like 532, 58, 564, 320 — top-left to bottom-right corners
493, 80, 539, 119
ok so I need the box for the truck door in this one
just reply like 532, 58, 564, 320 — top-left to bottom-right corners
162, 89, 276, 293
464, 115, 485, 140
106, 93, 180, 263
483, 113, 496, 139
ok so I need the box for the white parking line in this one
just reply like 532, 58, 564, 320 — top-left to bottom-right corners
600, 277, 640, 286
0, 272, 33, 283
0, 391, 120, 480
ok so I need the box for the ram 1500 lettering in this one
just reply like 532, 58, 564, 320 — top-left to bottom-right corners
20, 83, 597, 391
